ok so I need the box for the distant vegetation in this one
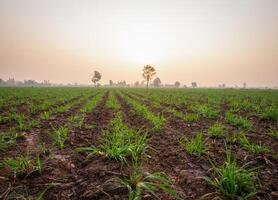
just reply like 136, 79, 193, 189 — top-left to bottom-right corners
142, 65, 156, 89
1, 66, 277, 89
91, 70, 102, 87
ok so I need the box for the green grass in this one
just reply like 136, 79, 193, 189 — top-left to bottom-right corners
206, 151, 259, 199
51, 126, 69, 149
267, 129, 278, 138
229, 100, 255, 113
0, 132, 24, 152
68, 115, 84, 128
123, 94, 165, 132
16, 114, 27, 130
118, 168, 176, 200
13, 113, 39, 131
197, 104, 219, 119
232, 132, 270, 154
184, 113, 199, 122
0, 111, 18, 124
225, 112, 252, 130
208, 123, 226, 138
35, 186, 51, 200
38, 143, 50, 156
261, 106, 278, 121
76, 113, 147, 164
80, 92, 104, 113
106, 91, 120, 110
0, 155, 41, 176
180, 132, 207, 156
167, 108, 184, 119
40, 111, 51, 120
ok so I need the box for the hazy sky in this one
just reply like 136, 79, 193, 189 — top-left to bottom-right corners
0, 0, 277, 86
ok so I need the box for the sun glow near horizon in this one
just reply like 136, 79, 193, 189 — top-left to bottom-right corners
0, 0, 278, 86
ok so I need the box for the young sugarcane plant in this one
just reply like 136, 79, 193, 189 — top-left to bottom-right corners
180, 132, 207, 157
0, 155, 42, 178
104, 166, 176, 200
119, 169, 176, 200
75, 113, 147, 165
51, 126, 69, 149
205, 150, 260, 199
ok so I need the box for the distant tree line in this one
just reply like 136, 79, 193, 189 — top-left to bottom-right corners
2, 66, 257, 89
100, 65, 257, 89
105, 65, 198, 88
0, 78, 52, 87
0, 78, 85, 87
92, 65, 200, 88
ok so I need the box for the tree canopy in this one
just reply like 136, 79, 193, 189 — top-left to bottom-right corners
92, 71, 101, 86
142, 65, 156, 89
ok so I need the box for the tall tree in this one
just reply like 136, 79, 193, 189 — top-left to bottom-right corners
134, 81, 140, 87
142, 65, 156, 89
109, 80, 113, 86
0, 78, 4, 85
192, 82, 197, 88
92, 71, 101, 87
153, 77, 162, 87
174, 81, 181, 88
243, 82, 247, 88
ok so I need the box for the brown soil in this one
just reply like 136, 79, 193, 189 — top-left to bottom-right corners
120, 91, 278, 200
0, 90, 277, 200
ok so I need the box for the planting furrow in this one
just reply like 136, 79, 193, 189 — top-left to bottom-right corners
0, 94, 83, 133
115, 93, 191, 199
117, 92, 165, 132
1, 87, 277, 200
121, 90, 278, 199
0, 91, 106, 199
74, 93, 176, 200
0, 93, 95, 158
68, 91, 128, 200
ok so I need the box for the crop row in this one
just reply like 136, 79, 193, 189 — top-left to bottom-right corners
120, 91, 277, 199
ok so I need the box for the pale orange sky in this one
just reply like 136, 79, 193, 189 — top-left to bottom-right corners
0, 0, 277, 87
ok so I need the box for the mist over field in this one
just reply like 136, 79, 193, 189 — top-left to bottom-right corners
0, 1, 278, 199
0, 0, 278, 87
